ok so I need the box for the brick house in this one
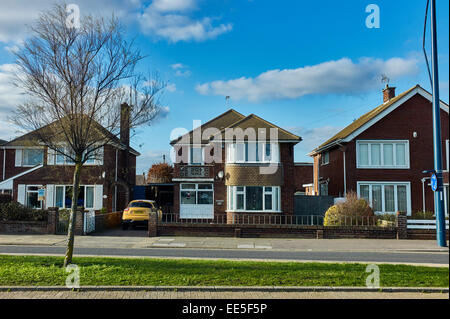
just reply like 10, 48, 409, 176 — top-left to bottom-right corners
293, 162, 313, 194
0, 104, 138, 212
309, 84, 449, 216
170, 109, 302, 220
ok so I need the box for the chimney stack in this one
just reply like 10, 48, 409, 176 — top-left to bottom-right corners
120, 103, 130, 147
382, 84, 396, 103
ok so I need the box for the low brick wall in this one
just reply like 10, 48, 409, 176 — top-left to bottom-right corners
155, 223, 397, 239
95, 212, 122, 231
407, 229, 450, 240
0, 220, 49, 234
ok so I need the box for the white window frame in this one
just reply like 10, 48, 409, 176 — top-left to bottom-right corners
445, 139, 449, 172
356, 140, 410, 169
52, 145, 102, 166
227, 186, 281, 213
321, 152, 329, 165
226, 142, 279, 164
188, 146, 204, 165
357, 181, 412, 215
53, 184, 96, 209
21, 148, 44, 167
180, 183, 214, 205
25, 185, 43, 209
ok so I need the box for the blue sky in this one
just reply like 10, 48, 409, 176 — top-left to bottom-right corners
0, 0, 448, 174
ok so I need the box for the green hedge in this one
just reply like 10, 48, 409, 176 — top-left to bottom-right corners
0, 202, 48, 222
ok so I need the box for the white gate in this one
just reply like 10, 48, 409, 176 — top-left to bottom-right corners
83, 210, 96, 234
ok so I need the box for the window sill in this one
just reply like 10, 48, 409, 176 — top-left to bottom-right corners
225, 210, 282, 213
356, 166, 410, 169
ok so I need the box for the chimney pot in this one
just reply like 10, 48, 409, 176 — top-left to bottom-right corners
382, 84, 396, 103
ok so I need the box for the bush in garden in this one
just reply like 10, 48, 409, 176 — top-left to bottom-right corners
411, 211, 435, 220
0, 201, 48, 221
0, 194, 12, 204
323, 191, 375, 226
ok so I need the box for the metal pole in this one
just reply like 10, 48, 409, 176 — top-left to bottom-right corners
430, 0, 447, 247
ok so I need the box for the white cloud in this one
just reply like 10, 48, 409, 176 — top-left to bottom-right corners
0, 63, 25, 140
138, 1, 232, 42
171, 63, 191, 77
0, 0, 230, 44
151, 0, 196, 12
171, 63, 185, 70
196, 57, 420, 102
0, 0, 141, 44
135, 149, 171, 174
166, 83, 177, 92
290, 126, 344, 156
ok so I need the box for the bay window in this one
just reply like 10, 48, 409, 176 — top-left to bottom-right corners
356, 141, 409, 168
357, 182, 411, 214
54, 185, 95, 209
228, 186, 281, 212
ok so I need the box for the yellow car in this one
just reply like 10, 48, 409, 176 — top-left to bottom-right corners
122, 200, 162, 230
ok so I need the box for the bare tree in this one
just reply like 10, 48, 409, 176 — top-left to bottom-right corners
11, 4, 165, 267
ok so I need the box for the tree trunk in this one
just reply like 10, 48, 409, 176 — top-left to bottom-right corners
63, 158, 83, 267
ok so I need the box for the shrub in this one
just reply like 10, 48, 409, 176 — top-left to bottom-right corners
411, 211, 435, 220
0, 202, 48, 221
323, 191, 375, 226
0, 194, 12, 205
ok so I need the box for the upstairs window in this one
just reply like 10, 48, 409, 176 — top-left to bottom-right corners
226, 142, 279, 163
357, 141, 409, 169
15, 149, 44, 167
321, 152, 329, 165
189, 146, 203, 165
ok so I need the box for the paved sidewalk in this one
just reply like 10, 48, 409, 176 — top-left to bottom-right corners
0, 232, 448, 252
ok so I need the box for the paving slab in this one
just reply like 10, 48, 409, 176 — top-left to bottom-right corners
0, 233, 448, 252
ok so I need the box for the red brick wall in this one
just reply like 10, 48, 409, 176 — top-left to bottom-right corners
280, 143, 295, 215
172, 142, 297, 217
317, 93, 449, 214
293, 164, 313, 192
9, 144, 136, 211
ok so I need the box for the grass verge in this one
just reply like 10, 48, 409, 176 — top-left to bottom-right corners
0, 255, 448, 287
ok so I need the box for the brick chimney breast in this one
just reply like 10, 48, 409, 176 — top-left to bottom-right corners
120, 103, 130, 147
382, 84, 396, 103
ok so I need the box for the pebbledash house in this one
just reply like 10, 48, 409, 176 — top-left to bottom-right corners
0, 104, 138, 212
309, 84, 449, 217
170, 109, 302, 221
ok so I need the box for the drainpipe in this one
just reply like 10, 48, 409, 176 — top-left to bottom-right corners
422, 177, 431, 213
343, 150, 347, 196
114, 148, 118, 212
2, 147, 5, 181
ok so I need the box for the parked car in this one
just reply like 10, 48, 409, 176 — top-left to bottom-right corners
122, 200, 162, 230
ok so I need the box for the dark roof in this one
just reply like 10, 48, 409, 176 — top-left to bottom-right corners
170, 109, 245, 145
0, 139, 7, 145
216, 113, 301, 142
170, 109, 301, 145
3, 116, 140, 155
311, 84, 449, 154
